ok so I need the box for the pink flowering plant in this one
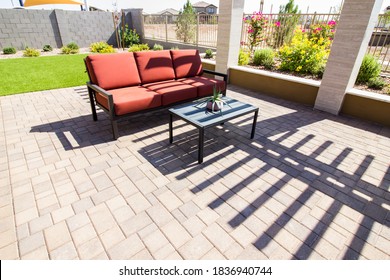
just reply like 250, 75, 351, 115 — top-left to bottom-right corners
244, 12, 269, 52
308, 20, 337, 47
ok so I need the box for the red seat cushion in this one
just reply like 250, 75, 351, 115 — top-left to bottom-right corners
85, 53, 141, 90
134, 50, 176, 84
170, 49, 203, 79
179, 76, 226, 98
96, 86, 162, 115
144, 81, 197, 106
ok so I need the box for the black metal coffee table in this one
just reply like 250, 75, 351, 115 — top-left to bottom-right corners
169, 97, 259, 163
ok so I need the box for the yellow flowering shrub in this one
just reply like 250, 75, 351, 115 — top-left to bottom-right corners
278, 29, 330, 76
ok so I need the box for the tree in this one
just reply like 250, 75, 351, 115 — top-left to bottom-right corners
273, 0, 300, 48
176, 0, 196, 43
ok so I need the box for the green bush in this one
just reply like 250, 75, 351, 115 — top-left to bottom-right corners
23, 47, 40, 57
205, 49, 213, 59
128, 44, 150, 52
367, 77, 387, 90
356, 54, 381, 84
3, 47, 16, 54
238, 49, 250, 66
122, 25, 140, 47
90, 41, 115, 53
153, 44, 164, 51
61, 42, 79, 54
170, 46, 179, 50
253, 48, 275, 69
43, 45, 53, 52
278, 29, 329, 75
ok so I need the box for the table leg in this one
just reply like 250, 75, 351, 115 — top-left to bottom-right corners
169, 113, 173, 143
198, 128, 204, 164
251, 109, 258, 139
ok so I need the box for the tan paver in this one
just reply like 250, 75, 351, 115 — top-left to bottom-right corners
1, 86, 389, 260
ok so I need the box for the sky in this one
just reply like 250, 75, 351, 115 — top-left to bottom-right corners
2, 0, 390, 14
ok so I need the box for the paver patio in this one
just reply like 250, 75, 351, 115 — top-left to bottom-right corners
0, 85, 389, 260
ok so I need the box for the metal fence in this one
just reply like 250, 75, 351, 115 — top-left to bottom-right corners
143, 12, 390, 74
143, 14, 218, 48
240, 13, 340, 51
368, 13, 390, 74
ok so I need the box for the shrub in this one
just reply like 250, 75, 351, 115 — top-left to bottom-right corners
238, 49, 250, 66
356, 54, 381, 84
3, 47, 16, 54
23, 47, 40, 57
61, 42, 79, 54
253, 48, 275, 69
128, 44, 150, 52
205, 49, 213, 59
171, 46, 179, 50
43, 45, 53, 52
367, 77, 387, 90
278, 29, 329, 75
153, 44, 164, 51
122, 25, 140, 47
90, 41, 115, 53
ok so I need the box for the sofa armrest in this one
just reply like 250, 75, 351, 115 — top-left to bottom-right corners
203, 69, 228, 82
202, 69, 228, 96
86, 82, 115, 115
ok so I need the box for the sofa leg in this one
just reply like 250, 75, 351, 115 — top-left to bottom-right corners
112, 120, 119, 140
88, 89, 98, 121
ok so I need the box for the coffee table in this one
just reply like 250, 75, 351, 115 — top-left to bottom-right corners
169, 97, 259, 163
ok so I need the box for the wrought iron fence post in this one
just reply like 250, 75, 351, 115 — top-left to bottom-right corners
196, 14, 200, 47
165, 15, 168, 42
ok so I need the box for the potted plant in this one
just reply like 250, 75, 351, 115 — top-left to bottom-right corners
206, 87, 224, 112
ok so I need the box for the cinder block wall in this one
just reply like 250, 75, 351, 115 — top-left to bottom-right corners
0, 9, 61, 50
0, 9, 116, 50
56, 10, 116, 47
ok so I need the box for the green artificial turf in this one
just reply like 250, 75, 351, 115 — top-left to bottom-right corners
0, 54, 89, 96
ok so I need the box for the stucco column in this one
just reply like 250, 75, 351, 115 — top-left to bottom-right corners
215, 0, 245, 75
314, 0, 383, 115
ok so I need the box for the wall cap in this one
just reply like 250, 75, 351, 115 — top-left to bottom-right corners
229, 65, 321, 87
346, 88, 390, 103
201, 59, 216, 66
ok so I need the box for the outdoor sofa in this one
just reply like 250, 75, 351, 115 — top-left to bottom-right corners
84, 49, 227, 139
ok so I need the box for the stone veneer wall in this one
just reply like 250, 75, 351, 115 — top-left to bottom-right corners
0, 9, 117, 50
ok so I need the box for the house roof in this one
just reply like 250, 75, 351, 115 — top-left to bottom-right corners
157, 8, 180, 15
192, 1, 217, 8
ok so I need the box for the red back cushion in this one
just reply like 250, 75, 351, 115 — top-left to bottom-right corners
85, 53, 141, 90
134, 50, 176, 84
170, 49, 203, 79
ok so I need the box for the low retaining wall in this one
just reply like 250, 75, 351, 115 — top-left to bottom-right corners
342, 89, 390, 126
229, 66, 319, 106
